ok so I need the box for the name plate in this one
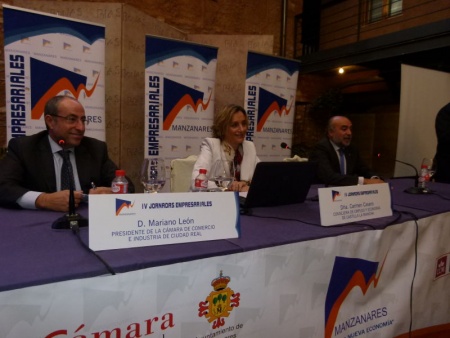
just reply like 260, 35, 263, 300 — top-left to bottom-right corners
318, 183, 392, 226
88, 192, 240, 251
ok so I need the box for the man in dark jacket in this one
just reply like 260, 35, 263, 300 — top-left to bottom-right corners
0, 95, 134, 211
434, 102, 450, 183
310, 116, 384, 186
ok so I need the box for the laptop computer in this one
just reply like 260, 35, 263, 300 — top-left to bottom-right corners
239, 161, 317, 210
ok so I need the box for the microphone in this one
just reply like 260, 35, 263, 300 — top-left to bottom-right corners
280, 142, 291, 150
52, 139, 88, 230
395, 159, 425, 194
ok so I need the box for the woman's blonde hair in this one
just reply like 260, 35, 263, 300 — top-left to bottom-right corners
212, 104, 248, 140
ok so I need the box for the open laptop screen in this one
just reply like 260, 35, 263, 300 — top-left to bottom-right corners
240, 161, 317, 209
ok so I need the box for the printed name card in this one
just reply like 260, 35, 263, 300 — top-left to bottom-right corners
318, 183, 392, 226
89, 192, 240, 251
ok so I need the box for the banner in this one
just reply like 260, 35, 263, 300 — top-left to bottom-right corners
1, 214, 449, 337
3, 5, 106, 141
144, 36, 218, 190
244, 51, 300, 161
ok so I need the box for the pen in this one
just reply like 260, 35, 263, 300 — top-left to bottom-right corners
91, 182, 97, 190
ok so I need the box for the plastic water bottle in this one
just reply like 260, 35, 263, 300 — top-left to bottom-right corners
193, 169, 208, 192
418, 164, 429, 190
111, 169, 129, 194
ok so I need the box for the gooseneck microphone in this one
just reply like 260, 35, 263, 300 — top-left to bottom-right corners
395, 159, 425, 194
280, 142, 291, 150
52, 139, 88, 230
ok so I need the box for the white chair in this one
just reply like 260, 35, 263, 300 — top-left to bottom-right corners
170, 155, 198, 192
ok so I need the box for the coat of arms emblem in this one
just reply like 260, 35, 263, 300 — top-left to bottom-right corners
198, 271, 240, 329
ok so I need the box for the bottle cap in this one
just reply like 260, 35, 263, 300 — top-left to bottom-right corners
116, 169, 126, 176
199, 169, 207, 174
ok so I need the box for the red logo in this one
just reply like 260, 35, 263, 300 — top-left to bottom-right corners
435, 256, 447, 278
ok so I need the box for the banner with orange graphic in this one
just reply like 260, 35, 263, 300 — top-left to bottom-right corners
244, 52, 300, 161
1, 213, 449, 337
144, 36, 217, 167
3, 5, 105, 141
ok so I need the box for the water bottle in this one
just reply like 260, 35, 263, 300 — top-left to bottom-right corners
111, 169, 129, 194
418, 164, 429, 190
193, 169, 208, 192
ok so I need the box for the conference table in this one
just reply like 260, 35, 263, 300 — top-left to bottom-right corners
1, 179, 449, 338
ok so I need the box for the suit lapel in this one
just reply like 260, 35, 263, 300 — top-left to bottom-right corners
36, 136, 57, 192
344, 148, 355, 175
326, 140, 341, 173
74, 143, 92, 191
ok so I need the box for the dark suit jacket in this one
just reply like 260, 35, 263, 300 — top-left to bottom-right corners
434, 102, 450, 183
0, 130, 134, 208
309, 138, 375, 186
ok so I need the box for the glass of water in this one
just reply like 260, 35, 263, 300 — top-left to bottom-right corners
209, 159, 235, 191
140, 158, 166, 193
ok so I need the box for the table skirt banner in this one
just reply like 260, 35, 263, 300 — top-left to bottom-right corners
1, 214, 449, 338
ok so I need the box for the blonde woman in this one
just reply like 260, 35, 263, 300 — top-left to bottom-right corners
192, 104, 260, 192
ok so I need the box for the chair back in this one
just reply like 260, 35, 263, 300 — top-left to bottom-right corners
170, 155, 198, 192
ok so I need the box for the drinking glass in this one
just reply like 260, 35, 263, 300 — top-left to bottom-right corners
140, 158, 166, 193
208, 159, 235, 191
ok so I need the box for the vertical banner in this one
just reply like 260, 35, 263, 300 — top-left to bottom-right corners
3, 5, 106, 141
244, 52, 300, 161
144, 36, 218, 190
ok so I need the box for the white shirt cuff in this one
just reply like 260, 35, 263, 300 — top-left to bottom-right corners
16, 191, 42, 209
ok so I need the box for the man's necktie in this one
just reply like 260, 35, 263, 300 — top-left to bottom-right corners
338, 148, 346, 175
58, 150, 74, 190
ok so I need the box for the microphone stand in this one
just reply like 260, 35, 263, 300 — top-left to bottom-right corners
50, 141, 115, 275
395, 160, 428, 194
52, 148, 88, 230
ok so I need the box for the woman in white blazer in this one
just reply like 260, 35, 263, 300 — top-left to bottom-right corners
192, 104, 260, 192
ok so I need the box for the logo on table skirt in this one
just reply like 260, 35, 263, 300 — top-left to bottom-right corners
198, 270, 240, 329
332, 190, 342, 202
435, 254, 449, 279
324, 255, 388, 338
115, 198, 135, 216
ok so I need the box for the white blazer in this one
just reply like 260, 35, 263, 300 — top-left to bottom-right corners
191, 138, 260, 189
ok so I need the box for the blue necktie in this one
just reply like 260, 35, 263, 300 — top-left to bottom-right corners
58, 150, 74, 190
338, 148, 346, 175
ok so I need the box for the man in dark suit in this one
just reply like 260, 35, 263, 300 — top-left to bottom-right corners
0, 95, 134, 212
434, 102, 450, 183
309, 116, 384, 186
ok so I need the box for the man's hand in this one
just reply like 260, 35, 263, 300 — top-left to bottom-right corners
89, 187, 113, 194
35, 190, 83, 212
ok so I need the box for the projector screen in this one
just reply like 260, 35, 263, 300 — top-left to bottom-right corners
394, 64, 450, 177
